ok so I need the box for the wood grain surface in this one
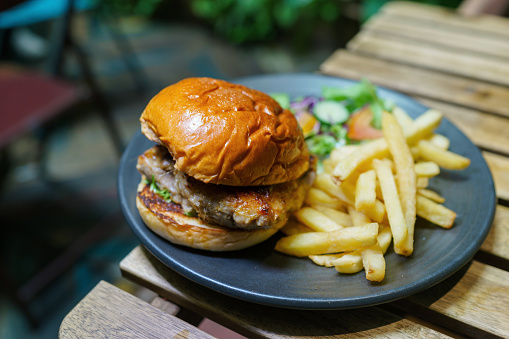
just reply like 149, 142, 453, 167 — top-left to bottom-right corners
59, 280, 213, 339
320, 50, 509, 118
482, 205, 509, 260
381, 1, 509, 37
406, 261, 509, 338
364, 14, 509, 60
120, 247, 451, 339
348, 31, 509, 87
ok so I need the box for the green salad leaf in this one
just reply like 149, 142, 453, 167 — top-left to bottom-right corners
322, 78, 392, 129
144, 175, 172, 202
306, 134, 337, 156
270, 93, 291, 109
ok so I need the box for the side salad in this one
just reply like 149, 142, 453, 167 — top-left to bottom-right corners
271, 79, 395, 156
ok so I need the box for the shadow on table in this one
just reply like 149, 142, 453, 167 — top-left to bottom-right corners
141, 246, 470, 337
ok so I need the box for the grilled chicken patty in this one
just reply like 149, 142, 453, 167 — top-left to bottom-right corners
137, 145, 315, 230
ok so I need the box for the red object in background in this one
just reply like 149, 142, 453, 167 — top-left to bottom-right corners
0, 66, 82, 148
347, 106, 384, 141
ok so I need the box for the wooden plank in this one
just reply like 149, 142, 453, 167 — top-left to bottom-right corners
364, 14, 509, 60
150, 296, 180, 316
381, 1, 509, 38
320, 50, 509, 118
417, 98, 509, 156
482, 205, 509, 261
484, 151, 509, 202
348, 31, 509, 87
120, 246, 450, 339
406, 261, 509, 338
59, 280, 213, 339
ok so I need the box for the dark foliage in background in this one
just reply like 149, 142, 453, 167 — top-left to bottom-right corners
96, 0, 464, 45
190, 0, 343, 44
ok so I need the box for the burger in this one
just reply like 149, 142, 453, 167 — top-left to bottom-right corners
136, 77, 315, 251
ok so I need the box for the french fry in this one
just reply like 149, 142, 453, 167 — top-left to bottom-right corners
313, 173, 352, 205
274, 223, 379, 257
309, 253, 351, 267
322, 158, 336, 175
312, 205, 352, 227
392, 106, 414, 131
410, 146, 421, 160
373, 159, 408, 255
295, 207, 344, 232
361, 242, 385, 282
416, 176, 429, 188
280, 103, 468, 282
332, 138, 389, 183
280, 219, 313, 236
362, 199, 386, 224
334, 253, 363, 274
355, 169, 377, 211
418, 140, 470, 170
305, 188, 343, 209
328, 145, 360, 169
333, 109, 443, 182
405, 109, 443, 145
427, 134, 450, 150
347, 205, 371, 227
417, 188, 445, 204
382, 112, 416, 256
416, 195, 456, 228
415, 161, 440, 177
339, 180, 357, 204
377, 223, 392, 254
375, 178, 383, 201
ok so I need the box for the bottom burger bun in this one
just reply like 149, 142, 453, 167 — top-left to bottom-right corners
136, 181, 282, 251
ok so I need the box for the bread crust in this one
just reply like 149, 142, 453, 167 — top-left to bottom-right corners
136, 182, 281, 251
140, 77, 309, 186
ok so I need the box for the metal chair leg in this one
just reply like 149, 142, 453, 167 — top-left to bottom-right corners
0, 260, 39, 328
72, 41, 125, 157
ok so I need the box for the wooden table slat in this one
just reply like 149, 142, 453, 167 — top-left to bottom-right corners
364, 13, 509, 60
59, 280, 213, 339
320, 50, 509, 118
120, 246, 451, 339
483, 151, 509, 203
406, 261, 509, 338
481, 205, 509, 261
348, 31, 509, 87
381, 1, 509, 37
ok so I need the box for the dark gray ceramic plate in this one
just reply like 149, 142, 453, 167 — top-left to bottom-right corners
118, 73, 496, 310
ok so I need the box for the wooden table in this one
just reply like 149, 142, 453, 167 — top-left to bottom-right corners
60, 2, 509, 338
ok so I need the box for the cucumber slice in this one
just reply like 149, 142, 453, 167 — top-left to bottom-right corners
313, 100, 349, 125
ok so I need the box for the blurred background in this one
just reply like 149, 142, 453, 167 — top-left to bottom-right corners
0, 0, 492, 337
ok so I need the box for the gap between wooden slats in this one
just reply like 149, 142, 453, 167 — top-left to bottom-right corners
363, 14, 509, 60
401, 261, 509, 338
348, 31, 509, 87
483, 152, 509, 203
381, 1, 509, 38
120, 246, 452, 339
320, 50, 509, 119
478, 204, 509, 266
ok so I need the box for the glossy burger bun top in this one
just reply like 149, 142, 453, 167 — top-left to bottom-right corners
140, 77, 310, 186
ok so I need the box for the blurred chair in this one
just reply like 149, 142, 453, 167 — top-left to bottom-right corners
0, 0, 128, 327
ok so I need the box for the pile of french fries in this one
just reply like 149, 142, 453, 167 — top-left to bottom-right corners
275, 107, 471, 282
